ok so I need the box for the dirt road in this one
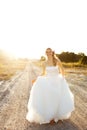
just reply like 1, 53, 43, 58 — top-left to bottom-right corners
0, 62, 87, 130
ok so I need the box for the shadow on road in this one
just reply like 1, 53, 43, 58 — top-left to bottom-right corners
25, 119, 79, 130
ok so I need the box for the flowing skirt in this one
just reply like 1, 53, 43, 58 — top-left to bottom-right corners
26, 74, 75, 124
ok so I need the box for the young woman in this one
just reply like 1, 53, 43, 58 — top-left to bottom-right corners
26, 48, 75, 124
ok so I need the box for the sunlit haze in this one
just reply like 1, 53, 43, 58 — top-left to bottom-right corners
0, 0, 87, 59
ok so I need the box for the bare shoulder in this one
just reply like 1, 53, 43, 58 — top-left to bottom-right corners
56, 57, 61, 62
56, 56, 60, 61
56, 57, 62, 66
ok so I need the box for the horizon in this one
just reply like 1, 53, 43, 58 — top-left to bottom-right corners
0, 47, 87, 59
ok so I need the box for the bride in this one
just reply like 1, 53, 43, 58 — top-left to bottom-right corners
26, 48, 75, 124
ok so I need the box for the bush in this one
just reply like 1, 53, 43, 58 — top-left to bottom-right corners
80, 56, 87, 64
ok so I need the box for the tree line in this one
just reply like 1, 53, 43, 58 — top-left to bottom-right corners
56, 52, 87, 64
0, 49, 87, 65
40, 52, 87, 65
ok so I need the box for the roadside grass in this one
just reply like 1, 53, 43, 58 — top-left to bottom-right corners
33, 60, 87, 76
62, 62, 87, 68
0, 59, 87, 80
33, 60, 87, 68
0, 60, 28, 80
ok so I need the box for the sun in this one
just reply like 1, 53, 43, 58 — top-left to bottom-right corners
0, 43, 42, 59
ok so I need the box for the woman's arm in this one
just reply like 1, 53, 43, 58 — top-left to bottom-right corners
41, 61, 46, 75
57, 58, 64, 76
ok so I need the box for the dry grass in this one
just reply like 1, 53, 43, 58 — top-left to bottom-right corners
0, 59, 28, 80
62, 62, 87, 68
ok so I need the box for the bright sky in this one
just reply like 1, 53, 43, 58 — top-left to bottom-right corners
0, 0, 87, 59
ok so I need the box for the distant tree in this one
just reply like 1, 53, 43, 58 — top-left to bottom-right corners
56, 51, 86, 63
77, 52, 85, 57
40, 56, 46, 61
56, 52, 78, 62
80, 56, 87, 64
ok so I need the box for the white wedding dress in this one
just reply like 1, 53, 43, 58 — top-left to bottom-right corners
26, 66, 75, 124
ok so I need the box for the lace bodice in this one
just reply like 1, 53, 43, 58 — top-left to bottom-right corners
46, 66, 59, 76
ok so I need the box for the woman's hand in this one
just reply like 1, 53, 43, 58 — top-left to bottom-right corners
32, 79, 36, 84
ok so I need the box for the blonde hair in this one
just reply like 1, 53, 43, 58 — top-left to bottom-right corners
52, 51, 58, 66
46, 48, 58, 66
